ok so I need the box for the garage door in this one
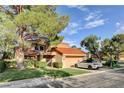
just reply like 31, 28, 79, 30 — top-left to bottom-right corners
62, 56, 83, 68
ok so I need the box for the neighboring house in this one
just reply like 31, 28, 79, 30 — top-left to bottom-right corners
19, 33, 87, 68
45, 43, 87, 68
18, 32, 50, 61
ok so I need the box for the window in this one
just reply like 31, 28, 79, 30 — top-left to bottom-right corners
40, 46, 44, 51
35, 45, 44, 51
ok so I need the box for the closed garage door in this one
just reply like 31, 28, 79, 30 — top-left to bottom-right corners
62, 56, 83, 68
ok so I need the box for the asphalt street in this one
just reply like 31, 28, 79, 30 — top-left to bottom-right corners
33, 68, 124, 88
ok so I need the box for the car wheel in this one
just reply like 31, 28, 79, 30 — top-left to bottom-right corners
96, 67, 99, 70
88, 65, 92, 70
75, 64, 78, 68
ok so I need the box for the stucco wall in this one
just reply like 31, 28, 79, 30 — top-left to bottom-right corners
52, 51, 62, 63
62, 56, 85, 68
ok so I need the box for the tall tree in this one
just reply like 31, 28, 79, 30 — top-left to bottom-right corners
101, 39, 114, 61
71, 45, 77, 48
15, 6, 69, 45
112, 34, 124, 60
0, 5, 69, 69
0, 12, 16, 59
80, 35, 102, 62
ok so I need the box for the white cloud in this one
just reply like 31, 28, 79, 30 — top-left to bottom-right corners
116, 22, 121, 27
69, 30, 78, 35
85, 11, 102, 21
69, 22, 79, 28
115, 23, 124, 34
84, 19, 106, 29
66, 5, 89, 12
63, 39, 76, 46
83, 11, 107, 29
62, 22, 83, 35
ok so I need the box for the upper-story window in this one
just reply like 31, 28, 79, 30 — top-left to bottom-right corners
35, 45, 44, 51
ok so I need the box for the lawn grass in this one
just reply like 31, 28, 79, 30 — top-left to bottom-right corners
61, 68, 89, 76
0, 69, 45, 82
0, 68, 89, 82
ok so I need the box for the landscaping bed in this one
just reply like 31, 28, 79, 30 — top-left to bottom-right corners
0, 68, 89, 82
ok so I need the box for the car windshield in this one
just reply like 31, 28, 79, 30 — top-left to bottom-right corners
86, 60, 97, 63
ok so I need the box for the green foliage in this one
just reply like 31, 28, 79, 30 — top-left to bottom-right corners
24, 60, 47, 69
0, 5, 69, 61
50, 36, 64, 45
0, 68, 88, 82
71, 45, 77, 48
80, 35, 101, 60
53, 62, 63, 68
2, 51, 14, 59
44, 69, 71, 79
102, 34, 124, 61
14, 6, 69, 45
0, 69, 45, 82
0, 61, 6, 73
35, 61, 47, 68
104, 60, 121, 68
5, 61, 16, 68
24, 60, 37, 68
81, 35, 100, 54
0, 12, 16, 53
81, 34, 124, 63
101, 39, 114, 60
61, 68, 88, 76
112, 34, 124, 44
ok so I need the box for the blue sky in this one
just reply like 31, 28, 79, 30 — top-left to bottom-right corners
56, 5, 124, 48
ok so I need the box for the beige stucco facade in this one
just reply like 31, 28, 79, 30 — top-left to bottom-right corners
62, 55, 86, 68
51, 51, 86, 68
48, 42, 87, 68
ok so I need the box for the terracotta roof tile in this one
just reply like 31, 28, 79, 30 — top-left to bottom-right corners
55, 48, 86, 55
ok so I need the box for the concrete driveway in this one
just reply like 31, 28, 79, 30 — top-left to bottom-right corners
33, 68, 124, 88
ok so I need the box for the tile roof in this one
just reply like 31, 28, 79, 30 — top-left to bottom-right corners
55, 48, 86, 55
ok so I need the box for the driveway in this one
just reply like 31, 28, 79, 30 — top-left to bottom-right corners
33, 68, 124, 88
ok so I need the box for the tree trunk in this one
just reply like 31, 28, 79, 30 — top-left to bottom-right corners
15, 25, 26, 70
95, 51, 102, 63
109, 53, 113, 68
15, 47, 25, 70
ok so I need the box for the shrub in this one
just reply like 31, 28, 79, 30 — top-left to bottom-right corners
24, 60, 37, 68
0, 61, 6, 73
104, 60, 120, 68
24, 60, 47, 68
36, 61, 47, 68
5, 61, 16, 68
53, 62, 63, 68
2, 51, 14, 59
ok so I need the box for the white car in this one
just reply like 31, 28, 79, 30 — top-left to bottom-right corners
75, 60, 103, 69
